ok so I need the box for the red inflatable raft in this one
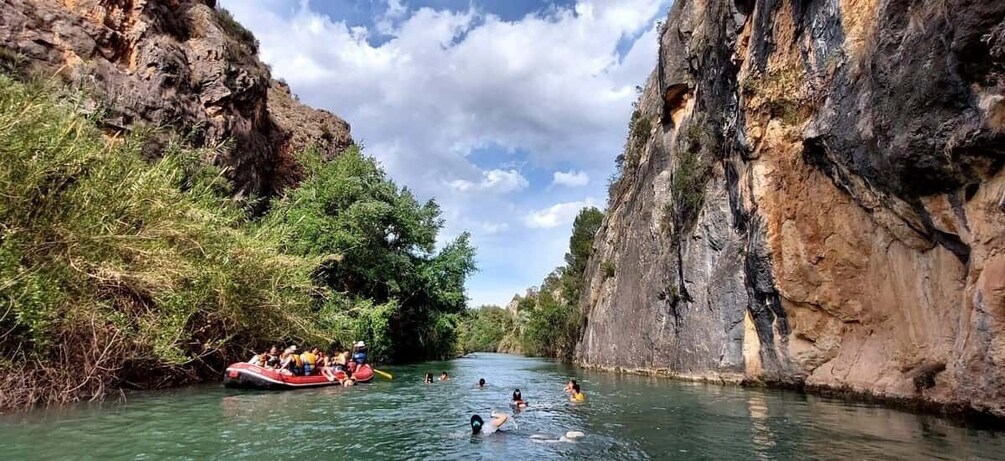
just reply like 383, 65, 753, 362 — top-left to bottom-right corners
223, 363, 374, 389
351, 363, 375, 383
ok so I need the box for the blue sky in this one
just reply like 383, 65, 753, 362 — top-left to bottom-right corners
221, 0, 669, 307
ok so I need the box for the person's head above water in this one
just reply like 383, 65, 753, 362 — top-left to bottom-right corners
478, 378, 486, 387
513, 389, 522, 401
424, 373, 433, 383
470, 415, 484, 435
572, 383, 581, 393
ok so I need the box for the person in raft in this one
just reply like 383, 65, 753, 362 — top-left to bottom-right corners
301, 347, 320, 376
424, 373, 434, 384
512, 389, 528, 408
563, 379, 577, 394
352, 341, 368, 365
266, 345, 281, 368
347, 341, 367, 375
278, 346, 303, 376
247, 349, 272, 368
470, 412, 508, 436
477, 378, 487, 388
333, 350, 349, 369
439, 371, 450, 381
570, 383, 586, 402
320, 352, 343, 382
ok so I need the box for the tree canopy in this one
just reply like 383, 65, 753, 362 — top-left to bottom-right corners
266, 148, 477, 362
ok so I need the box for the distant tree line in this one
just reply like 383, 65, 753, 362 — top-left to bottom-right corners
458, 207, 603, 361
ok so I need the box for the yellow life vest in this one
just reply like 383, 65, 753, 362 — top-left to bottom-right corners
572, 392, 586, 402
301, 352, 317, 366
291, 353, 303, 368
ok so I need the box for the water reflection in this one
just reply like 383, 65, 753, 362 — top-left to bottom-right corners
748, 394, 776, 459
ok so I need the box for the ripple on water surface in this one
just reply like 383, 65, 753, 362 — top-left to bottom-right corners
1, 353, 1003, 460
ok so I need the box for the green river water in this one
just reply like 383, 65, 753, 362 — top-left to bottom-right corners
1, 353, 1003, 460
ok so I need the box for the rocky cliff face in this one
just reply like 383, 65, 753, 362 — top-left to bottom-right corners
0, 0, 351, 195
578, 0, 1005, 418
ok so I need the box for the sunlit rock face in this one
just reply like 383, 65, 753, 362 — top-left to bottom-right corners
0, 0, 352, 195
578, 0, 1005, 418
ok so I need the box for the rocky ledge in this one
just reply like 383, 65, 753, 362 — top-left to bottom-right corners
0, 0, 352, 195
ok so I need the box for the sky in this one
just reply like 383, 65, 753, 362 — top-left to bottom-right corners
220, 0, 669, 307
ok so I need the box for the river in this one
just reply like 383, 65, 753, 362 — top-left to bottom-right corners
1, 353, 1002, 460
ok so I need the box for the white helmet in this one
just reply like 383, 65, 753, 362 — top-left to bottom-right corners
355, 341, 365, 347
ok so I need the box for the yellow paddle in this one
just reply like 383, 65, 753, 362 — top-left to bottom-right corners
373, 368, 393, 380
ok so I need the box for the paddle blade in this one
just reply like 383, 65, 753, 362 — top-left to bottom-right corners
374, 368, 393, 380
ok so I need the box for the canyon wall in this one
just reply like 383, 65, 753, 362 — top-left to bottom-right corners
578, 0, 1005, 418
0, 0, 352, 195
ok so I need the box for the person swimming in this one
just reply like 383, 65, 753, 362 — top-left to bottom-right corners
477, 378, 486, 388
424, 373, 434, 384
512, 389, 527, 407
470, 412, 508, 435
439, 371, 449, 381
570, 383, 586, 402
563, 379, 577, 394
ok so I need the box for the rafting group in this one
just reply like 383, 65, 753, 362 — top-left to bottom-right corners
224, 341, 382, 389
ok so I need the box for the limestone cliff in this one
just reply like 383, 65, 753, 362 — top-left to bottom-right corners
578, 0, 1005, 418
0, 0, 352, 195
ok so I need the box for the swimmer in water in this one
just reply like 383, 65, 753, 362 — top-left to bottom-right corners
570, 383, 586, 402
439, 371, 449, 381
563, 379, 577, 394
470, 412, 508, 435
424, 373, 434, 384
477, 378, 487, 388
512, 389, 528, 408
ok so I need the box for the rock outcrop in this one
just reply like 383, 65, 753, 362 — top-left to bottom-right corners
578, 0, 1005, 418
0, 0, 352, 195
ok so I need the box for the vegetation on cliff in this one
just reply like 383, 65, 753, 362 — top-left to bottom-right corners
0, 76, 473, 408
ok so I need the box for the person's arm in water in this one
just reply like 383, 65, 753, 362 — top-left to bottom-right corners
490, 413, 508, 429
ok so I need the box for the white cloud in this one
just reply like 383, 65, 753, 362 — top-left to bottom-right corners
219, 0, 667, 306
220, 0, 666, 182
552, 170, 590, 187
449, 169, 528, 193
479, 221, 510, 235
523, 198, 597, 229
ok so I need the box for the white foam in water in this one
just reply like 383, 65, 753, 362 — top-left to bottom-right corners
530, 432, 585, 443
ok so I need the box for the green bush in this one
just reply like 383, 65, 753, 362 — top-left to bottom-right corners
601, 261, 616, 279
0, 76, 325, 408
